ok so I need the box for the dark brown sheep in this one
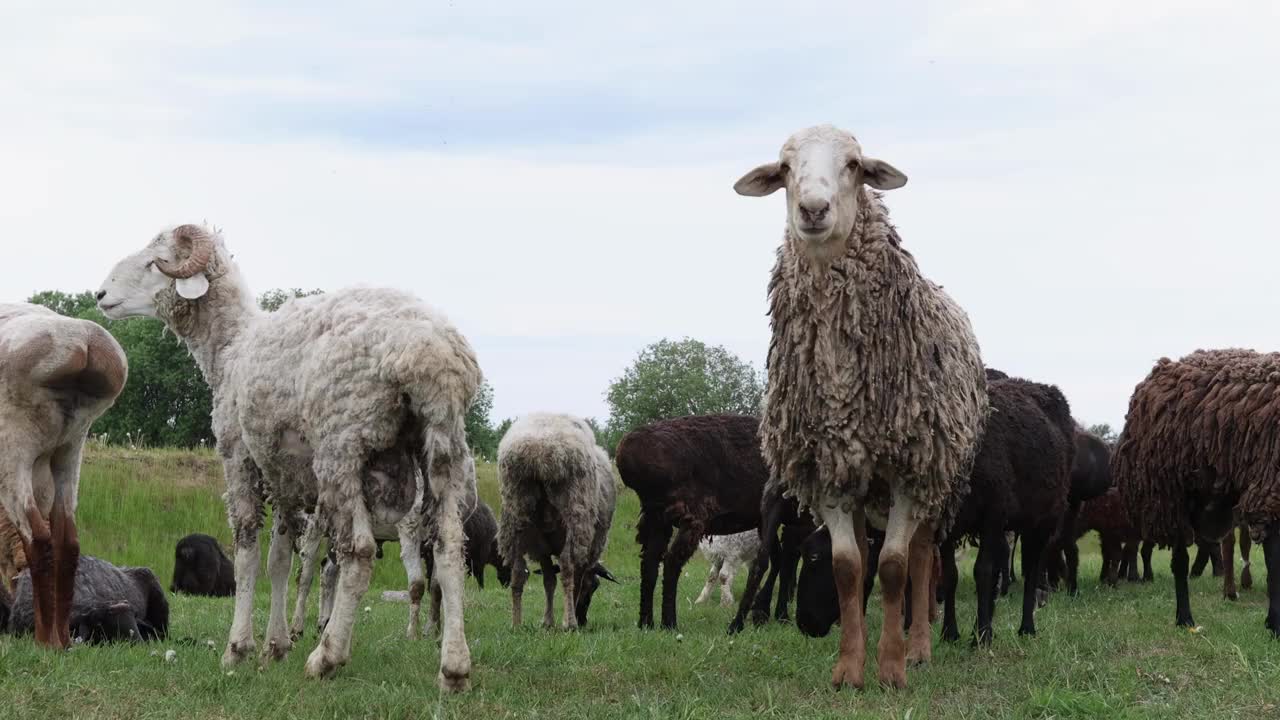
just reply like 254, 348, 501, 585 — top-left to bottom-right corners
1076, 488, 1148, 586
936, 375, 1076, 645
616, 414, 766, 630
1114, 348, 1280, 633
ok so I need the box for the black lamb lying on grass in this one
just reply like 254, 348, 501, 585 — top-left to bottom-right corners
170, 533, 235, 597
3, 555, 168, 643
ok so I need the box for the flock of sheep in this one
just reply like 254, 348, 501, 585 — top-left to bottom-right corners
1, 123, 1278, 694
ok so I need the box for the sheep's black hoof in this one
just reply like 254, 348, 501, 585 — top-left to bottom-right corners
971, 629, 993, 648
1017, 625, 1036, 637
941, 625, 960, 643
1226, 591, 1239, 602
638, 618, 654, 630
750, 610, 770, 627
1175, 614, 1195, 628
1265, 614, 1280, 636
727, 619, 744, 635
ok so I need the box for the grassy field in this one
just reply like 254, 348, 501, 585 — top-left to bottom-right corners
1, 445, 1278, 719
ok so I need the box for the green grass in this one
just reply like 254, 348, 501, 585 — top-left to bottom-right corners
2, 445, 1279, 719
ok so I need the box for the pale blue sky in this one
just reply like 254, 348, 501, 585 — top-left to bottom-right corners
3, 1, 1278, 427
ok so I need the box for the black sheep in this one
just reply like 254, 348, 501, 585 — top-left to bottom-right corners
170, 533, 236, 597
727, 478, 816, 634
424, 498, 511, 590
1045, 431, 1113, 595
5, 555, 168, 642
616, 414, 767, 630
934, 376, 1075, 644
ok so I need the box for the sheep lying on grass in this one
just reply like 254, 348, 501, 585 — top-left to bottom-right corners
170, 533, 235, 597
498, 413, 617, 629
4, 555, 167, 644
96, 225, 480, 688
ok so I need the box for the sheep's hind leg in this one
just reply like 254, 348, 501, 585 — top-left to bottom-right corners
1171, 542, 1195, 628
819, 499, 868, 690
260, 519, 296, 663
558, 548, 579, 631
637, 510, 671, 629
510, 555, 528, 627
1263, 524, 1280, 636
428, 451, 472, 692
661, 525, 702, 630
1222, 531, 1239, 601
719, 562, 737, 608
3, 461, 55, 647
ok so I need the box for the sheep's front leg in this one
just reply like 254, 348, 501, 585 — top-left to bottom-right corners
222, 461, 264, 668
260, 521, 295, 663
558, 550, 579, 631
430, 475, 472, 692
50, 446, 85, 650
695, 559, 721, 605
905, 525, 935, 666
304, 502, 375, 679
818, 498, 868, 690
877, 489, 923, 690
290, 518, 323, 641
397, 524, 426, 639
539, 556, 558, 628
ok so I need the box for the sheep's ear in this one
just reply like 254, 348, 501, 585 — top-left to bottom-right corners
734, 162, 786, 196
594, 564, 619, 584
860, 158, 907, 190
175, 273, 209, 300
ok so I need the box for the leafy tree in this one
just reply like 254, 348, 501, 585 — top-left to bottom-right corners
465, 381, 499, 461
1086, 423, 1119, 445
603, 337, 763, 454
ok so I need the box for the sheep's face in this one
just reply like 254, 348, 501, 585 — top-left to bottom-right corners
97, 225, 215, 320
734, 124, 906, 263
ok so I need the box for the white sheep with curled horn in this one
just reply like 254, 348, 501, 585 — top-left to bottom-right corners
735, 124, 987, 691
95, 225, 481, 690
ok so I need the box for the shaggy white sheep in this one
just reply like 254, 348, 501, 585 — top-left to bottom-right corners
0, 303, 127, 648
694, 531, 760, 608
497, 413, 617, 630
735, 125, 987, 690
95, 225, 480, 690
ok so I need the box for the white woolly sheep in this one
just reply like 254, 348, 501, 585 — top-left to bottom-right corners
735, 124, 988, 690
695, 531, 761, 608
497, 413, 618, 630
95, 225, 480, 690
0, 303, 127, 648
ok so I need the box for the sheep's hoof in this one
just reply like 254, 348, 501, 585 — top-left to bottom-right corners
906, 643, 931, 666
940, 625, 960, 643
877, 661, 908, 690
260, 638, 292, 664
830, 658, 865, 691
438, 661, 471, 693
303, 648, 344, 679
221, 640, 254, 668
1226, 590, 1239, 602
1017, 625, 1036, 637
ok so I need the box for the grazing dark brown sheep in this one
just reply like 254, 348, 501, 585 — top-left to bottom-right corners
1114, 349, 1280, 634
728, 478, 816, 634
934, 375, 1075, 645
616, 414, 766, 630
1076, 488, 1147, 586
171, 533, 236, 597
1051, 431, 1114, 594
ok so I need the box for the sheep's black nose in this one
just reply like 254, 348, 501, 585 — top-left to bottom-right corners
95, 290, 107, 301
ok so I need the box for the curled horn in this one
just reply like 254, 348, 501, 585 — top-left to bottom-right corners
155, 224, 214, 279
593, 565, 619, 584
